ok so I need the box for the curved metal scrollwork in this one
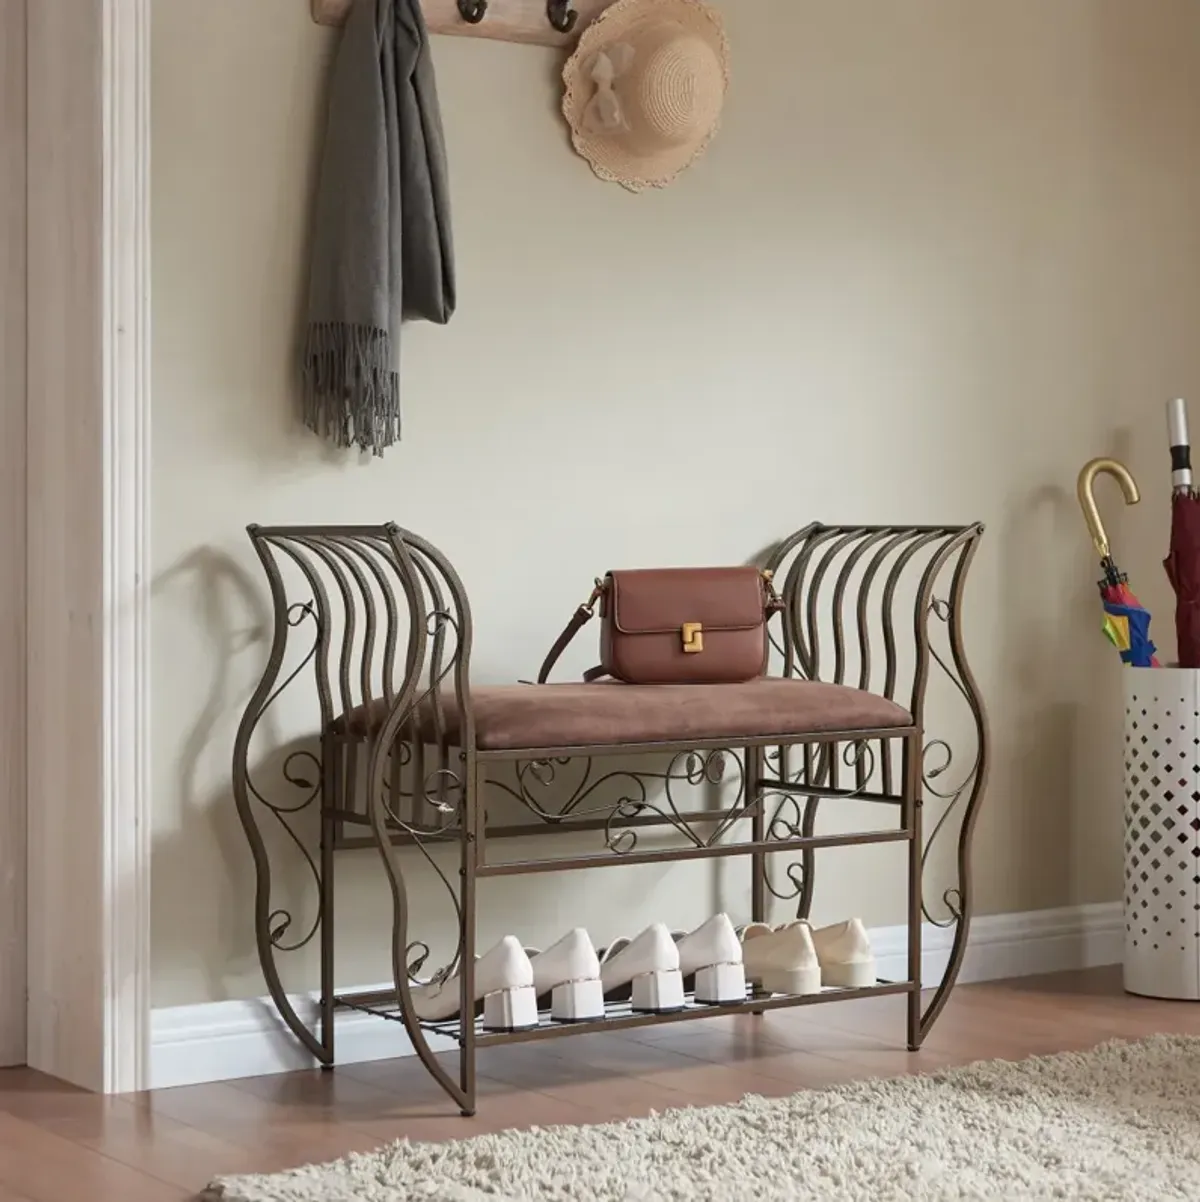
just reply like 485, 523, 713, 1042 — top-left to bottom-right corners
372, 638, 469, 994
917, 596, 986, 932
356, 541, 477, 1113
761, 523, 989, 1042
758, 740, 880, 909
236, 602, 328, 955
255, 750, 323, 951
913, 585, 989, 1037
232, 523, 478, 1111
232, 571, 329, 1061
487, 748, 746, 855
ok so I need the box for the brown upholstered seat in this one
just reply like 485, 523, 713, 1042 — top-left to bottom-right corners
334, 678, 912, 752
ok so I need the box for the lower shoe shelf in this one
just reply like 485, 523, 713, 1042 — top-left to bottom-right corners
336, 979, 915, 1049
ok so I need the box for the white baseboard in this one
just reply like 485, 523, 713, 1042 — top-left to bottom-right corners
868, 900, 1122, 987
149, 990, 458, 1091
149, 902, 1123, 1090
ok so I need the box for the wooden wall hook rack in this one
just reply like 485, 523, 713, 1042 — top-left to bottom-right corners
310, 0, 617, 48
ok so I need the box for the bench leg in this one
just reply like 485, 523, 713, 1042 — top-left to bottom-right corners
795, 744, 819, 923
913, 649, 990, 1045
748, 747, 766, 1015
457, 752, 480, 1117
749, 746, 766, 927
905, 733, 923, 1051
319, 733, 339, 1066
363, 727, 474, 1116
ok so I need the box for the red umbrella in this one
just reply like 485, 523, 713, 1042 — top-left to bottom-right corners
1164, 399, 1200, 668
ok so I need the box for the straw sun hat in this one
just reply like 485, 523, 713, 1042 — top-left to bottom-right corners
562, 0, 729, 193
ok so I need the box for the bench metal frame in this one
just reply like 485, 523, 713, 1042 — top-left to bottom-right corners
232, 522, 988, 1116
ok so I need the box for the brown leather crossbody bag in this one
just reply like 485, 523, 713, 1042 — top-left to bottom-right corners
537, 566, 782, 685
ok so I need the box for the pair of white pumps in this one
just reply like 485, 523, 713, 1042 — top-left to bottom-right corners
409, 916, 743, 1032
409, 915, 876, 1033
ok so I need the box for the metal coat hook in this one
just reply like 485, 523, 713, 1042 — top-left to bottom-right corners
547, 0, 577, 33
458, 0, 487, 24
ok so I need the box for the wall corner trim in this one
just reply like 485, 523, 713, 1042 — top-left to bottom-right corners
101, 0, 153, 1096
24, 0, 152, 1094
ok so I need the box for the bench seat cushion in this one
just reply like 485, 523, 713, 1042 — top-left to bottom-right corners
336, 679, 912, 752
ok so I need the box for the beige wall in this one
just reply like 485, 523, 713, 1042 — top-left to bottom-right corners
0, 0, 26, 1064
150, 0, 1200, 1007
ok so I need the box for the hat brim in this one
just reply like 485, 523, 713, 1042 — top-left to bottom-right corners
562, 0, 729, 193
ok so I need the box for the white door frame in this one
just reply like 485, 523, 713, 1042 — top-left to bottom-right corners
0, 0, 28, 1070
24, 0, 151, 1094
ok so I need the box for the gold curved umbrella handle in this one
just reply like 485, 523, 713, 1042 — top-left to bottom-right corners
1076, 457, 1140, 561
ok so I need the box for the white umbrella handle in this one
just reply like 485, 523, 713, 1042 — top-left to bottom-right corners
1168, 397, 1193, 494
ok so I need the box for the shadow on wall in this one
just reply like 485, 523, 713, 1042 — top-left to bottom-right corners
152, 734, 326, 1005
993, 448, 1128, 911
151, 547, 282, 1002
997, 483, 1080, 908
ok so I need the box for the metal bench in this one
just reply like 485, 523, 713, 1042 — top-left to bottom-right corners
232, 521, 988, 1115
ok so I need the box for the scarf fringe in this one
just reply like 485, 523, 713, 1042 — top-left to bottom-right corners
302, 322, 400, 457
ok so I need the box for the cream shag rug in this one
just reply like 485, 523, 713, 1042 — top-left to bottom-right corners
205, 1036, 1200, 1201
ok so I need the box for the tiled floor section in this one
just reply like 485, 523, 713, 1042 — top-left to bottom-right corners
1, 967, 1197, 1200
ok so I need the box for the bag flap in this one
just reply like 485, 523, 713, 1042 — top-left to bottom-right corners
609, 567, 765, 635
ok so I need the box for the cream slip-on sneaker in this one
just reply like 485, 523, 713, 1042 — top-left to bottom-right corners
740, 921, 822, 996
528, 928, 605, 1023
675, 914, 746, 1004
600, 922, 685, 1013
809, 917, 877, 988
410, 935, 538, 1032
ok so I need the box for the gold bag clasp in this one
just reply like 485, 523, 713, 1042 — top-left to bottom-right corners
681, 622, 704, 653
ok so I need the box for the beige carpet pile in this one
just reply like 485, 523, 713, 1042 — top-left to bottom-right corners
205, 1035, 1200, 1200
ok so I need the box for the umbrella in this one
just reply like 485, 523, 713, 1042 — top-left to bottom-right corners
1163, 398, 1200, 668
1077, 458, 1159, 667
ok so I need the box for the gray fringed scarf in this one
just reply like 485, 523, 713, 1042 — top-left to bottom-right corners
303, 0, 455, 456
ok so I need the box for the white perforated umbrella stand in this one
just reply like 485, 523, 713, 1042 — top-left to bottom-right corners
1124, 667, 1200, 1000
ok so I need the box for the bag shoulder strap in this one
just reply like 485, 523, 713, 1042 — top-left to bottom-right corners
537, 580, 606, 684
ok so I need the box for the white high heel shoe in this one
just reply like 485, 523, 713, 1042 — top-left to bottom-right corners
741, 922, 822, 996
600, 923, 685, 1013
529, 928, 605, 1023
597, 935, 633, 1000
675, 914, 746, 1004
409, 936, 538, 1031
810, 918, 877, 988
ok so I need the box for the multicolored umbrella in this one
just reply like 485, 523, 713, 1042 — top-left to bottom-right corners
1164, 398, 1200, 668
1077, 458, 1159, 668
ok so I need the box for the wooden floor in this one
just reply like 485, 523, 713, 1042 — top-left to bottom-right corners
0, 966, 1197, 1200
